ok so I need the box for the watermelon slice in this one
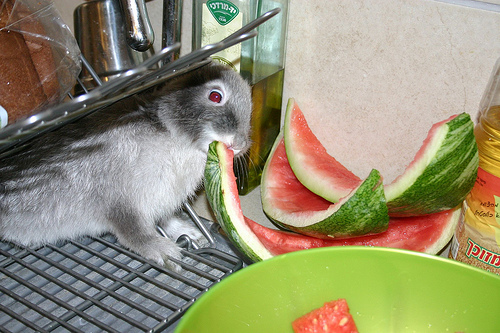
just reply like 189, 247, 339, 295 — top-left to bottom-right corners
204, 141, 273, 262
282, 98, 478, 217
283, 98, 361, 203
248, 209, 460, 256
262, 133, 389, 239
292, 299, 358, 333
385, 113, 478, 216
204, 141, 460, 262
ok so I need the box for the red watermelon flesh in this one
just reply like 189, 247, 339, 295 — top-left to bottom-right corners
261, 134, 389, 239
263, 134, 338, 213
245, 208, 458, 256
284, 99, 362, 203
292, 298, 358, 333
283, 99, 477, 217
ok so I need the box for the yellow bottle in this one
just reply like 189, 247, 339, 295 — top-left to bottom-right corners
449, 58, 500, 275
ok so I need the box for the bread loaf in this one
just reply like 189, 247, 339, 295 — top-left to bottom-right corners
0, 29, 48, 121
0, 0, 62, 124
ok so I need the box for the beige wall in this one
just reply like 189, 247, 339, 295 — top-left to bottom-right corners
283, 0, 500, 182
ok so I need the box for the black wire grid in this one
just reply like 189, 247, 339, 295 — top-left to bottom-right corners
0, 229, 242, 332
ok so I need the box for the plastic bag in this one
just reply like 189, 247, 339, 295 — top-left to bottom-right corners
0, 0, 81, 127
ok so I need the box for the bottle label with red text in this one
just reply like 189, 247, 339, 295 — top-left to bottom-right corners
450, 167, 500, 275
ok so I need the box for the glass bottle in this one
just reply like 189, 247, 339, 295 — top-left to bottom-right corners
449, 57, 500, 275
192, 0, 289, 195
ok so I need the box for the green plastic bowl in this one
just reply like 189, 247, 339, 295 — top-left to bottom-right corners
175, 246, 500, 332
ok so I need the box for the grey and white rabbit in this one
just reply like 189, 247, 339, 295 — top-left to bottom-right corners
0, 63, 252, 270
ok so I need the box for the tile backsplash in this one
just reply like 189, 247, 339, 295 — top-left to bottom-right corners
282, 0, 499, 183
54, 0, 500, 184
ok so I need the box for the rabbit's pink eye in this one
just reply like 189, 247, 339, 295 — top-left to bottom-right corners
209, 90, 223, 103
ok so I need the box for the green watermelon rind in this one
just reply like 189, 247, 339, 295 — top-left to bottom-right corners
204, 141, 273, 262
274, 168, 388, 239
262, 135, 390, 239
385, 113, 478, 216
262, 132, 388, 239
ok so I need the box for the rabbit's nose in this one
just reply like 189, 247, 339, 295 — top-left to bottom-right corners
231, 137, 251, 155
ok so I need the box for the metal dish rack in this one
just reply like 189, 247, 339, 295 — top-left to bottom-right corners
0, 227, 241, 332
0, 9, 280, 332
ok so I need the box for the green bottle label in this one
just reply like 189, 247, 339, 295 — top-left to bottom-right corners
206, 0, 240, 26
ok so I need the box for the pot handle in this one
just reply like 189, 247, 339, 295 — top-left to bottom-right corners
118, 0, 155, 52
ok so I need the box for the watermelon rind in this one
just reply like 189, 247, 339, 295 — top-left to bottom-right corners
275, 169, 389, 238
283, 98, 362, 203
385, 113, 478, 217
282, 98, 477, 217
248, 206, 461, 256
414, 206, 461, 255
262, 133, 389, 239
204, 141, 273, 262
204, 141, 461, 263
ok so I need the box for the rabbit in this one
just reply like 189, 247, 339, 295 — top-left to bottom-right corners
0, 63, 253, 271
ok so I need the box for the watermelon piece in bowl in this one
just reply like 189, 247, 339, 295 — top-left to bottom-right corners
292, 298, 359, 333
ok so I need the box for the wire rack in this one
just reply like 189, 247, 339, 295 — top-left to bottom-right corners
0, 222, 242, 333
0, 8, 281, 332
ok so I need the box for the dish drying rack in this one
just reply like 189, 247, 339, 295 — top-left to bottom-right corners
0, 8, 280, 332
